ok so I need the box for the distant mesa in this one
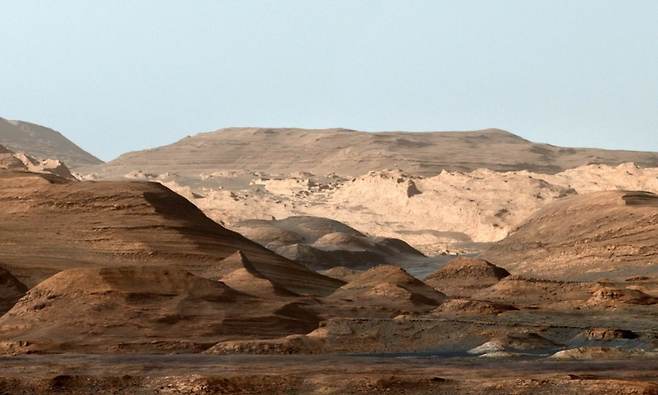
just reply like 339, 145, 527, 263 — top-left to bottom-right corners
82, 126, 658, 177
66, 123, 658, 254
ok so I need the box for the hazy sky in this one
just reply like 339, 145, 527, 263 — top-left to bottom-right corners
1, 1, 657, 160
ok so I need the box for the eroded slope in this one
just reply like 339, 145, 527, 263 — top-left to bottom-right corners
0, 118, 101, 168
485, 191, 658, 280
0, 171, 341, 295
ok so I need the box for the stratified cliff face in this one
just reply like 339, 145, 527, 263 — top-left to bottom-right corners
84, 127, 658, 177
0, 267, 27, 315
0, 118, 102, 168
485, 191, 658, 280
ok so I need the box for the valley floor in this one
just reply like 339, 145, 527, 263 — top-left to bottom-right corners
1, 354, 656, 394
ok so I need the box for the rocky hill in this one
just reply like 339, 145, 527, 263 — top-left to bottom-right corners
233, 216, 430, 271
0, 170, 341, 295
484, 191, 658, 280
0, 267, 27, 315
0, 266, 320, 353
0, 117, 102, 168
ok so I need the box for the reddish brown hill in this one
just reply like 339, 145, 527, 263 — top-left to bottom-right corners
328, 265, 446, 314
234, 216, 426, 271
0, 266, 319, 353
214, 251, 300, 298
484, 191, 658, 280
0, 171, 341, 296
424, 257, 510, 297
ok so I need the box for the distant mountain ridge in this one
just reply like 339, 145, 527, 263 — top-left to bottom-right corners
0, 118, 102, 168
84, 127, 658, 177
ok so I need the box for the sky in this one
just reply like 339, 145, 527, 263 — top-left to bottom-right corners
1, 1, 657, 161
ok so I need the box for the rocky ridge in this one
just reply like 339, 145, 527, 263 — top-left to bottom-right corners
0, 118, 101, 168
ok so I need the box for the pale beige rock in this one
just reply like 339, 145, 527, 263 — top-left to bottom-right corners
0, 145, 75, 179
145, 163, 658, 257
77, 127, 658, 254
82, 127, 658, 177
550, 347, 658, 360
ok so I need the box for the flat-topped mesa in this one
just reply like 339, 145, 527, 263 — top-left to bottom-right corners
0, 171, 342, 296
82, 127, 658, 178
